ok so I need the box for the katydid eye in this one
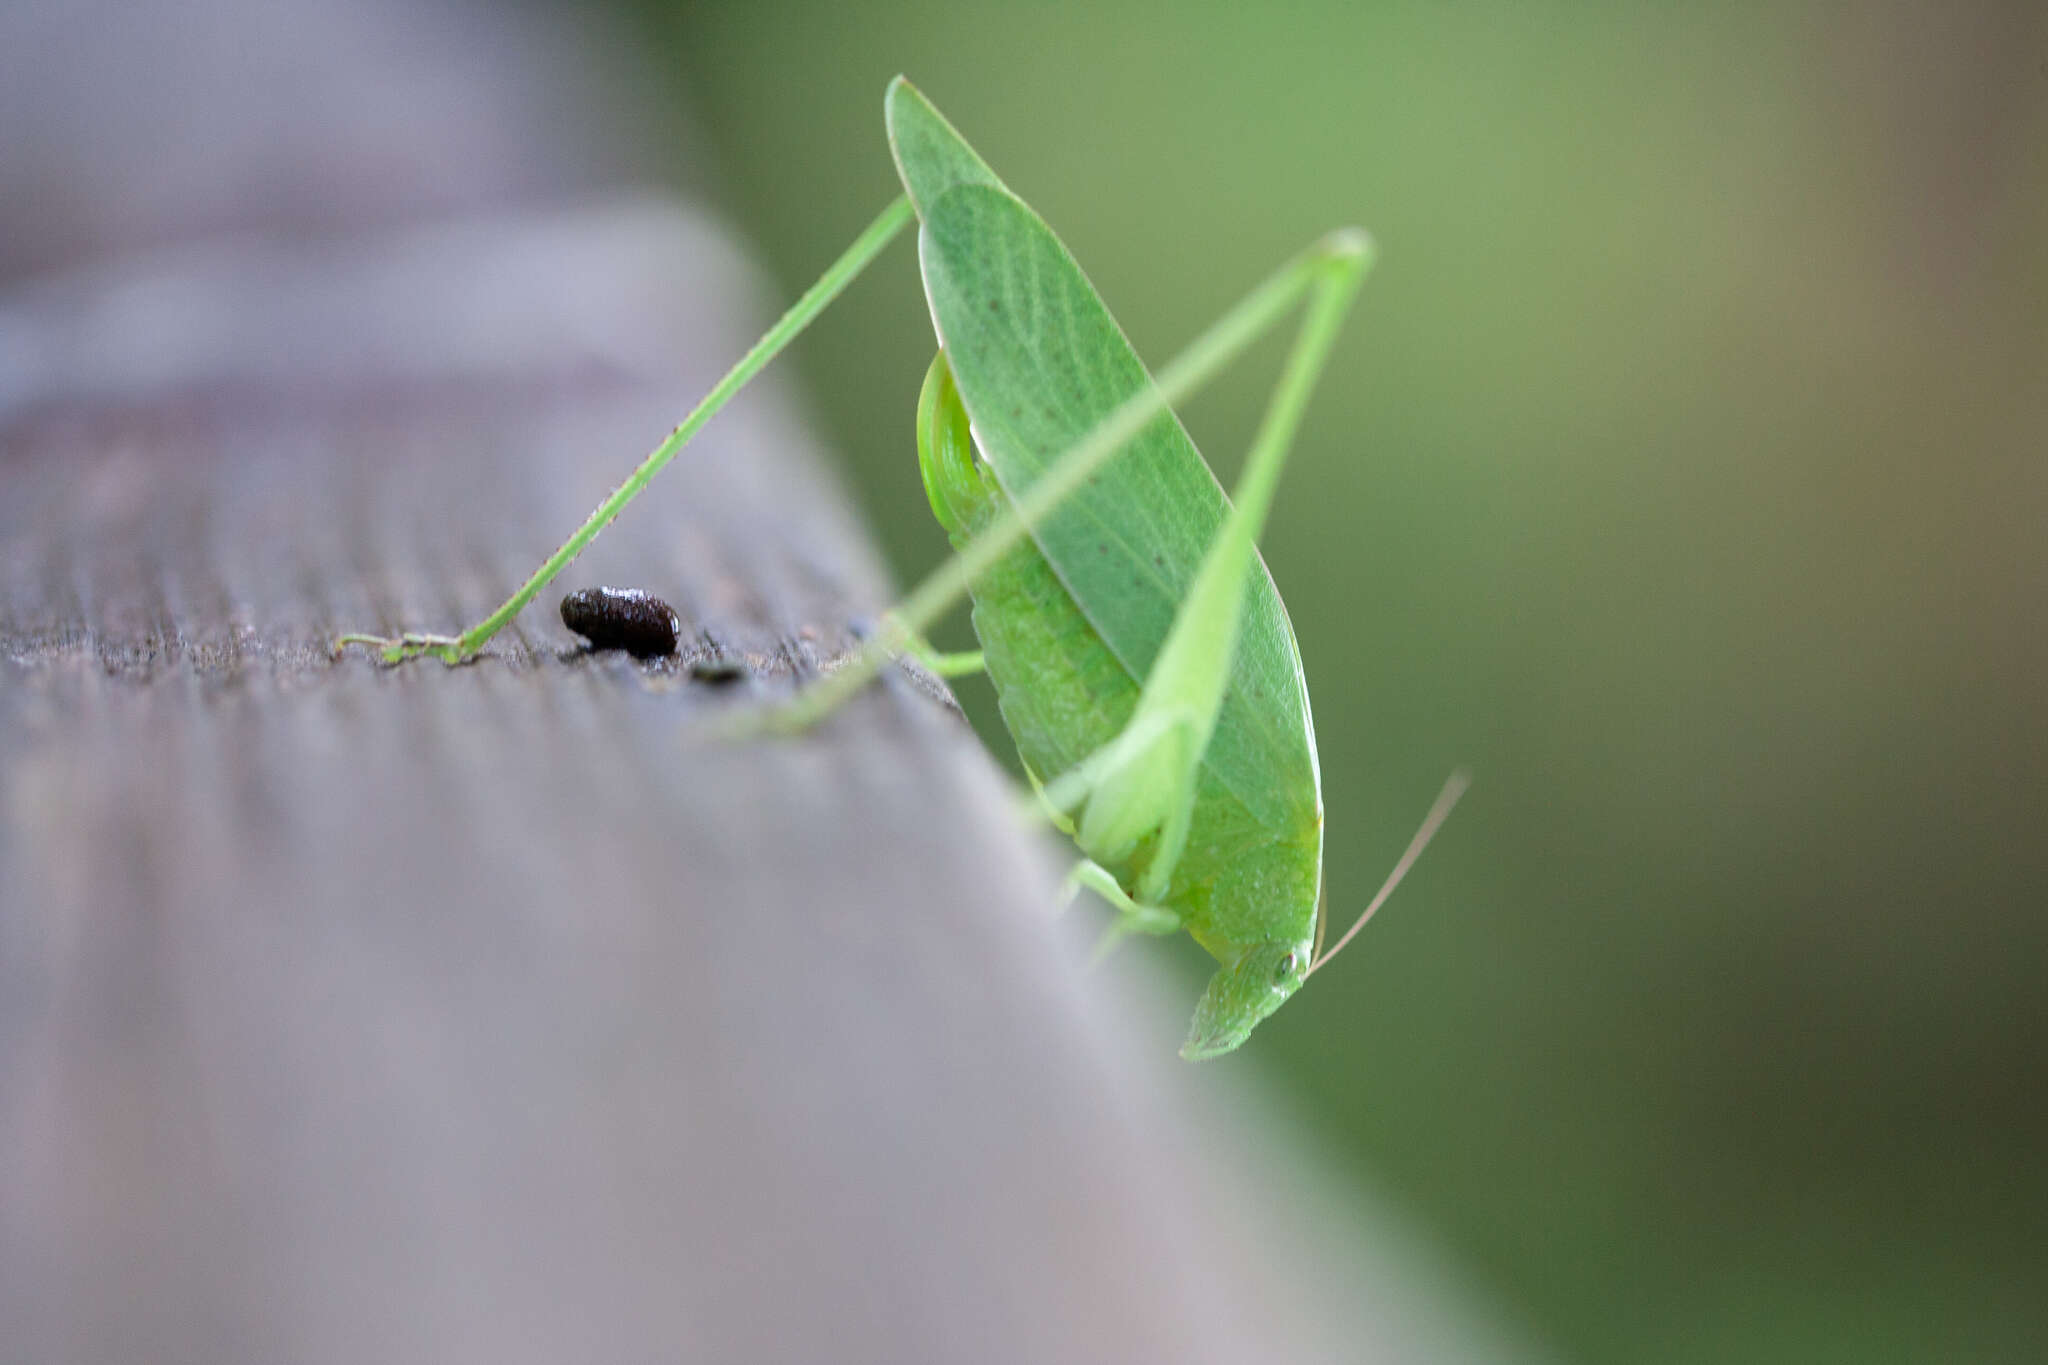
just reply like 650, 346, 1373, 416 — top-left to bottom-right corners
1275, 951, 1298, 983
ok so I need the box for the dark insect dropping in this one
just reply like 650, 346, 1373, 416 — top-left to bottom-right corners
560, 587, 679, 659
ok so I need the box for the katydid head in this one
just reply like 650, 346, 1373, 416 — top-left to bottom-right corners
1180, 939, 1313, 1061
1182, 773, 1472, 1061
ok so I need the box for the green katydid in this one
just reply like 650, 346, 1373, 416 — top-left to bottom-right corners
340, 77, 1466, 1059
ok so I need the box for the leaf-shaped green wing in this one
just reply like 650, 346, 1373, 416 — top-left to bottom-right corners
885, 77, 1006, 215
887, 83, 1320, 842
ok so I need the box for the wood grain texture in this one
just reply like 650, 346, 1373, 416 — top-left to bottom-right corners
0, 2, 1534, 1362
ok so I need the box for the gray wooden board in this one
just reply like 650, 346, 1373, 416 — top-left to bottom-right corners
0, 2, 1540, 1362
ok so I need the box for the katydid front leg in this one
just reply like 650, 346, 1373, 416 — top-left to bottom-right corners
1062, 860, 1182, 965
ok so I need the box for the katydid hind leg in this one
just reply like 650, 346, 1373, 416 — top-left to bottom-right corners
764, 232, 1372, 736
337, 197, 916, 665
1048, 235, 1372, 900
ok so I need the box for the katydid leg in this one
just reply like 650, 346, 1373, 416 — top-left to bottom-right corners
1056, 230, 1368, 900
767, 229, 1374, 740
339, 196, 917, 664
890, 619, 985, 678
1062, 860, 1182, 964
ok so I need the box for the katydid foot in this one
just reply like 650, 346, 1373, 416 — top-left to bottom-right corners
334, 631, 472, 666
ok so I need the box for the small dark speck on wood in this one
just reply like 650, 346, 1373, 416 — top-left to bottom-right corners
689, 656, 748, 684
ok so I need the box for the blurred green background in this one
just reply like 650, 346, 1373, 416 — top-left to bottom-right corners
616, 3, 2046, 1361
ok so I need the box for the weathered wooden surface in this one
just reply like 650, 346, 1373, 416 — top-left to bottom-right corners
0, 2, 1534, 1362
